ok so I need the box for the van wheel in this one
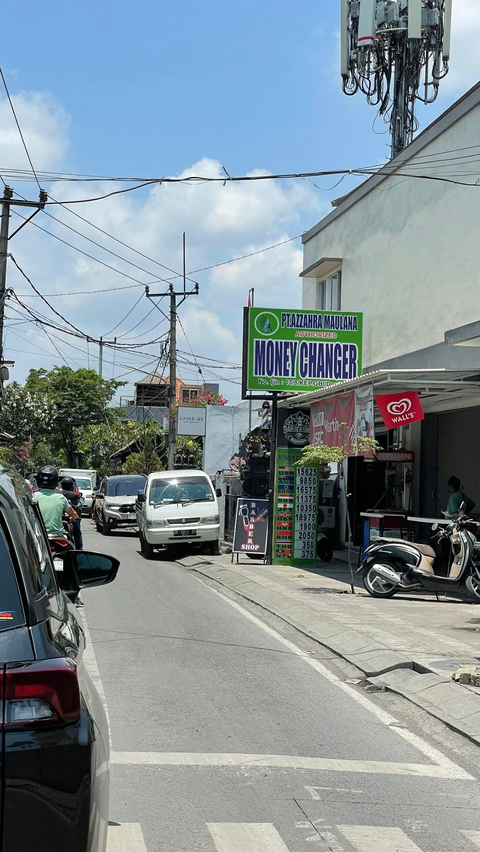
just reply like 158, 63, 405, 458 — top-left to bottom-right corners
101, 515, 111, 535
95, 516, 102, 533
207, 540, 220, 556
140, 532, 155, 559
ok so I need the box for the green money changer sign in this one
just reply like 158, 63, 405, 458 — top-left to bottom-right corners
243, 307, 363, 395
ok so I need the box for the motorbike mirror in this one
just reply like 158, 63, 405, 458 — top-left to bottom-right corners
431, 523, 439, 531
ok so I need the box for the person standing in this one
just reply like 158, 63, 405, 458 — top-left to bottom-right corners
443, 476, 476, 518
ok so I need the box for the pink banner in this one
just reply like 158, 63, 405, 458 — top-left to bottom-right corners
310, 392, 355, 452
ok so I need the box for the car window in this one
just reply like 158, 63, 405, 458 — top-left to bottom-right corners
149, 476, 214, 505
106, 477, 146, 497
21, 497, 60, 604
0, 521, 26, 630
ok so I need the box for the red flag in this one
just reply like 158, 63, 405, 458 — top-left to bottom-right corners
375, 391, 424, 430
247, 291, 251, 308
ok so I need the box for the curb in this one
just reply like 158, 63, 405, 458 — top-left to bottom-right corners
180, 558, 480, 749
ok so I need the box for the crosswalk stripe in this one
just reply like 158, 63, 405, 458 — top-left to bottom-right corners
338, 825, 424, 851
110, 750, 464, 778
208, 823, 289, 851
107, 823, 148, 852
462, 832, 480, 848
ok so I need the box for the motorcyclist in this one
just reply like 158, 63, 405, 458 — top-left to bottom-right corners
36, 465, 79, 539
60, 476, 84, 550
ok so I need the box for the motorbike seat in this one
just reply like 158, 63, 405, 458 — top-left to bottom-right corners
376, 538, 435, 574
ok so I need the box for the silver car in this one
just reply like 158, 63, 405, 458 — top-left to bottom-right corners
94, 474, 146, 535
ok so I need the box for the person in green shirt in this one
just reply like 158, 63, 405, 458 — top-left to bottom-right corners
443, 476, 475, 518
35, 465, 78, 537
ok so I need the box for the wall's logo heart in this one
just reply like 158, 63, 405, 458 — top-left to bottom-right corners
386, 398, 412, 416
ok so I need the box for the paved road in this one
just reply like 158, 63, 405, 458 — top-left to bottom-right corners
81, 526, 480, 852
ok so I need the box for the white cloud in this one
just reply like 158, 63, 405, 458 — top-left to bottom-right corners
3, 102, 325, 401
0, 90, 69, 171
441, 0, 480, 94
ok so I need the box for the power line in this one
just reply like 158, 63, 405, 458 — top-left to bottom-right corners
0, 68, 42, 191
102, 292, 144, 337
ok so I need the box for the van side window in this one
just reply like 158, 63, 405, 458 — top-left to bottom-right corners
0, 520, 26, 630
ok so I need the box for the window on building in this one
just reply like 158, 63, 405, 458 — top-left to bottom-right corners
181, 388, 200, 403
317, 271, 342, 311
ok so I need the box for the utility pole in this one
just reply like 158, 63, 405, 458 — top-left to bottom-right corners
0, 185, 47, 405
98, 337, 104, 377
145, 233, 198, 471
168, 289, 177, 470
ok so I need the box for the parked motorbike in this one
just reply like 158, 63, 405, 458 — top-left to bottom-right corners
358, 510, 480, 601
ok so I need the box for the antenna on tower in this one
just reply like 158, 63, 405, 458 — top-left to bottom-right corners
341, 0, 453, 159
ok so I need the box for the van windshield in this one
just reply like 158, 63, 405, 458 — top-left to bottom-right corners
149, 476, 214, 506
75, 478, 92, 490
106, 476, 146, 497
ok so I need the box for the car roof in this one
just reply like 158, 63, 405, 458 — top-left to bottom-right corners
0, 464, 30, 510
146, 469, 211, 481
106, 474, 147, 481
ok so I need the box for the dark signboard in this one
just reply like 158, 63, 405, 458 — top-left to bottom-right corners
277, 409, 311, 449
232, 498, 269, 555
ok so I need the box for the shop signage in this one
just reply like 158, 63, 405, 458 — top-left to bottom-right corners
375, 392, 424, 430
243, 307, 363, 395
310, 386, 375, 454
277, 409, 310, 448
273, 447, 319, 566
177, 407, 207, 436
232, 498, 269, 555
310, 392, 356, 451
375, 451, 415, 463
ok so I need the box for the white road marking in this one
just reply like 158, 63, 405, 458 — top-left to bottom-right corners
208, 823, 289, 851
462, 831, 480, 848
304, 785, 363, 799
107, 823, 148, 852
110, 751, 466, 777
81, 612, 111, 735
338, 825, 424, 851
203, 585, 474, 781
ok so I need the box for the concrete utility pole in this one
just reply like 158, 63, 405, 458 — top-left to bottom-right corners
145, 233, 198, 471
0, 185, 47, 405
98, 337, 104, 377
168, 289, 177, 470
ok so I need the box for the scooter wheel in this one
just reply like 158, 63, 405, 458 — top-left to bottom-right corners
317, 538, 333, 562
466, 574, 480, 602
363, 562, 398, 598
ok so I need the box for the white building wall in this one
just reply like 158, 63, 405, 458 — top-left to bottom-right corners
302, 100, 480, 368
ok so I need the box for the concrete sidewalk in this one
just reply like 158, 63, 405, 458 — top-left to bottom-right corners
177, 552, 480, 747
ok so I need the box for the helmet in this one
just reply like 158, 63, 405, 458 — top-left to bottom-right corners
37, 465, 59, 490
61, 476, 75, 491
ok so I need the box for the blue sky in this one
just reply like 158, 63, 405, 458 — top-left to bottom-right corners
1, 0, 478, 400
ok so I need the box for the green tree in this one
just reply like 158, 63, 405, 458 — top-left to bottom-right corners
25, 367, 124, 466
0, 382, 53, 444
122, 451, 163, 475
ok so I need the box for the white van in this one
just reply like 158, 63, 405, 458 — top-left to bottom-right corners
136, 469, 220, 558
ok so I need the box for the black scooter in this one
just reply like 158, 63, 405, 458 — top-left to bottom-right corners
358, 510, 480, 601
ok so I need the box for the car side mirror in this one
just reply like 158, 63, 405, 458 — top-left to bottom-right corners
62, 551, 120, 590
215, 488, 222, 498
137, 492, 146, 504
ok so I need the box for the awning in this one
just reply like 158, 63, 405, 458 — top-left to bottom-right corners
278, 369, 480, 416
299, 257, 342, 279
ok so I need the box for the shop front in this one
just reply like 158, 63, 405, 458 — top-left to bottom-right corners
279, 370, 480, 551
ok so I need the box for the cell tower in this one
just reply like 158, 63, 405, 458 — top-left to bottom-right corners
341, 0, 453, 158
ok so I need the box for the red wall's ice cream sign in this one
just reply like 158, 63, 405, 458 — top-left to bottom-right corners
243, 307, 363, 395
375, 391, 424, 429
